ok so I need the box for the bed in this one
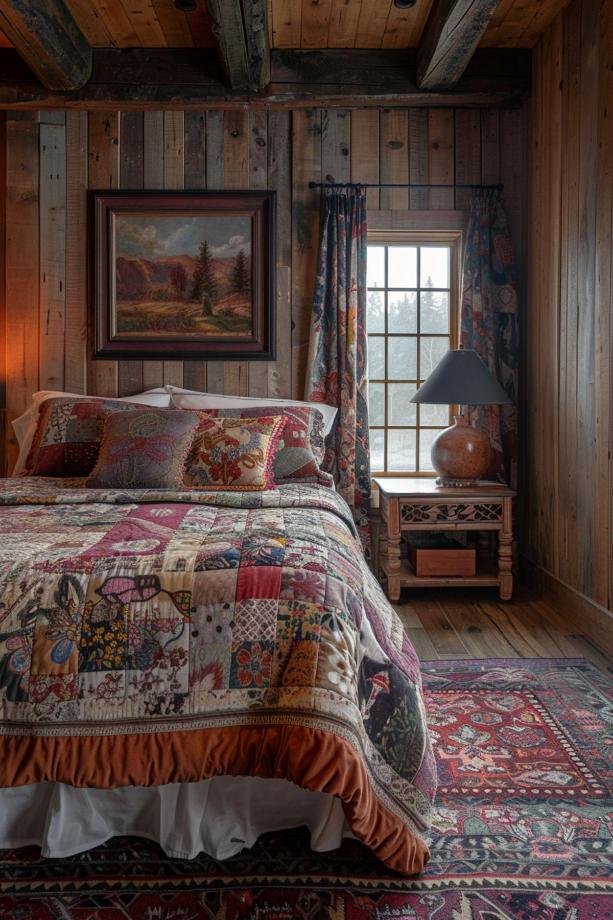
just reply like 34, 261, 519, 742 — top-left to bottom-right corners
0, 393, 436, 876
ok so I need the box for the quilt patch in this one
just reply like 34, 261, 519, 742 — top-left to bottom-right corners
0, 478, 435, 874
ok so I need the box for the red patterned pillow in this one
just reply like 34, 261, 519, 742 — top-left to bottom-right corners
87, 408, 200, 490
24, 397, 152, 477
202, 406, 333, 488
185, 414, 286, 491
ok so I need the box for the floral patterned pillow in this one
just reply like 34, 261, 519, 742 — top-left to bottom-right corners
185, 414, 286, 491
24, 396, 152, 477
203, 406, 333, 488
86, 408, 200, 490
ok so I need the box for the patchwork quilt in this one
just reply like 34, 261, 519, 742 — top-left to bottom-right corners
0, 478, 436, 874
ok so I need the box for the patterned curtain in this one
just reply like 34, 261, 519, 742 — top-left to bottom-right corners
305, 187, 371, 554
460, 189, 519, 487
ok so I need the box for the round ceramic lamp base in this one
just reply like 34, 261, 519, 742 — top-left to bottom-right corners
431, 415, 490, 487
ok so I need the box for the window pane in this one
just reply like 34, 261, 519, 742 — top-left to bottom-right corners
370, 428, 385, 471
419, 401, 450, 426
421, 291, 450, 334
368, 336, 386, 379
388, 429, 416, 472
367, 289, 385, 333
368, 382, 385, 425
388, 291, 417, 333
388, 246, 417, 288
367, 246, 385, 289
388, 383, 417, 425
420, 336, 449, 376
389, 337, 417, 379
420, 246, 450, 288
419, 428, 444, 472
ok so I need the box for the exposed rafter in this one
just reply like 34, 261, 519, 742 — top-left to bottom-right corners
416, 0, 501, 90
0, 0, 91, 91
205, 0, 270, 92
0, 48, 530, 109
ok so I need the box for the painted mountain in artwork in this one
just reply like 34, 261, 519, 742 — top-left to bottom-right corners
115, 253, 251, 336
114, 214, 253, 338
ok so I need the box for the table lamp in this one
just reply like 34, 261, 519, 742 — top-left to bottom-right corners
410, 348, 512, 487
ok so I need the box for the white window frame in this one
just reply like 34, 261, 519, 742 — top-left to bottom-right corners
367, 227, 462, 478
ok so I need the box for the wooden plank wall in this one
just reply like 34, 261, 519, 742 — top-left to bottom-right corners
0, 105, 528, 474
523, 0, 613, 622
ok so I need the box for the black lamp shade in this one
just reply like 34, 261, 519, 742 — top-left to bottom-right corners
411, 348, 512, 406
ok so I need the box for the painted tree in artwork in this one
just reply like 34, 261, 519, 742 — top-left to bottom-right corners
191, 240, 218, 308
169, 264, 187, 300
231, 249, 250, 294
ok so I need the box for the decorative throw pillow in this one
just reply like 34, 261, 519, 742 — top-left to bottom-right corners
168, 387, 338, 439
202, 406, 333, 488
86, 408, 200, 490
23, 396, 159, 477
184, 414, 286, 491
12, 389, 171, 477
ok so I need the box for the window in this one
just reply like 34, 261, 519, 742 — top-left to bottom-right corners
366, 232, 460, 475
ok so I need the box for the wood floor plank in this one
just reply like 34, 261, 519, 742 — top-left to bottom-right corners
388, 586, 612, 675
404, 627, 440, 660
409, 597, 470, 657
436, 596, 521, 658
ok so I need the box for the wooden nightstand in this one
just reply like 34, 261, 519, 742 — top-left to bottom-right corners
373, 477, 516, 602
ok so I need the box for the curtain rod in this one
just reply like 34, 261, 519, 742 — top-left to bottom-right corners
308, 181, 504, 191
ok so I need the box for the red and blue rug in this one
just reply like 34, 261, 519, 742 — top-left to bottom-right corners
1, 657, 611, 919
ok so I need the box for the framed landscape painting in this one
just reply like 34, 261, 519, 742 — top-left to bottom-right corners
91, 190, 275, 360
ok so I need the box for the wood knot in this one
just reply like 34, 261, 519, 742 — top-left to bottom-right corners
387, 140, 403, 150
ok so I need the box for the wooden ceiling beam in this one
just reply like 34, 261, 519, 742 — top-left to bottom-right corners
416, 0, 502, 90
0, 0, 91, 91
205, 0, 270, 92
0, 48, 530, 108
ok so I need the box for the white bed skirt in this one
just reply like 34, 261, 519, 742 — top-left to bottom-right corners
0, 777, 350, 859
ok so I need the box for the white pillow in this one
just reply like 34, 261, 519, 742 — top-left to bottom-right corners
167, 386, 338, 439
11, 388, 171, 476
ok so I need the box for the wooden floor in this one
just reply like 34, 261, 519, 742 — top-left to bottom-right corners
393, 584, 613, 675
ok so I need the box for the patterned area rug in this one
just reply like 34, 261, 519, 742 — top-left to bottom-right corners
1, 657, 611, 919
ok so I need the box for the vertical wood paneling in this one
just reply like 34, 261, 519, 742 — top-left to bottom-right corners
1, 103, 528, 475
162, 111, 185, 389
408, 108, 429, 208
5, 114, 39, 472
222, 110, 249, 397
558, 0, 581, 586
594, 0, 613, 610
183, 111, 207, 393
118, 110, 144, 397
454, 110, 481, 210
64, 111, 88, 395
39, 115, 66, 393
428, 109, 454, 209
575, 0, 600, 600
268, 110, 292, 400
379, 110, 408, 210
351, 110, 380, 210
248, 110, 270, 398
141, 111, 165, 389
524, 0, 612, 618
291, 109, 321, 399
321, 109, 350, 185
87, 112, 119, 397
203, 111, 225, 394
